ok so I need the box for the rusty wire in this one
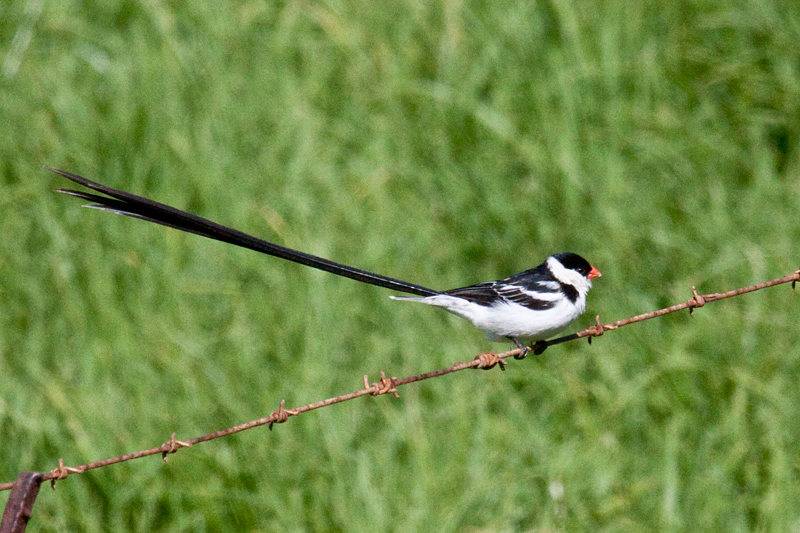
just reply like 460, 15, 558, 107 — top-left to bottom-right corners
1, 267, 798, 493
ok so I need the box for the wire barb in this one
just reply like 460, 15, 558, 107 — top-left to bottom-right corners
586, 315, 607, 345
48, 459, 84, 489
161, 433, 191, 462
689, 286, 705, 316
364, 372, 400, 398
474, 352, 506, 370
268, 400, 299, 430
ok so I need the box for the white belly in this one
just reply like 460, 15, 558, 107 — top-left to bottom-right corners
400, 294, 584, 342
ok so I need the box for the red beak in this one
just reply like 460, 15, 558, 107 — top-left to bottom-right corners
588, 266, 602, 279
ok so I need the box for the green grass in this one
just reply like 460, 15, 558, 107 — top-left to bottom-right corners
2, 0, 800, 530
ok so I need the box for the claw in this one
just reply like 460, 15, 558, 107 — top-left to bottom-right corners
510, 337, 530, 359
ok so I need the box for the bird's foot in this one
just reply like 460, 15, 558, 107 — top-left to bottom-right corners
510, 338, 548, 358
532, 341, 548, 355
510, 338, 530, 360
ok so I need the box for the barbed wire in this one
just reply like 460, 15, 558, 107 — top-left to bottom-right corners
1, 267, 799, 499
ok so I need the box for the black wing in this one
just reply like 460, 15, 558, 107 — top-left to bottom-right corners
502, 265, 578, 303
445, 281, 557, 310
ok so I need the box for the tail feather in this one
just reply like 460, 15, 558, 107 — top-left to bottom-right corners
48, 167, 439, 297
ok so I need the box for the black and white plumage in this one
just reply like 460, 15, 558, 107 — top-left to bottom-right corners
48, 168, 601, 357
391, 253, 601, 357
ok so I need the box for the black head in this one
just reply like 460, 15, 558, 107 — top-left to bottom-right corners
551, 252, 593, 278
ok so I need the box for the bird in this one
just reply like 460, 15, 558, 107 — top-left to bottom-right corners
390, 252, 600, 357
47, 167, 601, 358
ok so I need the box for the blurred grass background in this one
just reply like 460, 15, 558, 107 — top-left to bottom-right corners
2, 0, 800, 530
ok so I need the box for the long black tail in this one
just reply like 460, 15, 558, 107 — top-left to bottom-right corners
47, 167, 438, 297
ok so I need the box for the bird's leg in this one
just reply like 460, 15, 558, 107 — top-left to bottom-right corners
510, 337, 530, 360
